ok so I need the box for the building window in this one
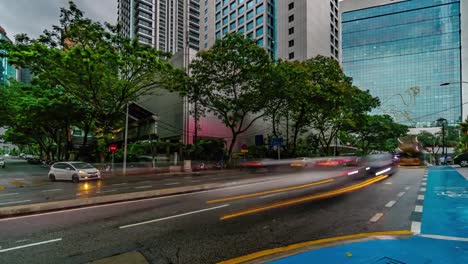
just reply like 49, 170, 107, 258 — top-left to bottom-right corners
205, 9, 208, 14
247, 21, 254, 30
238, 26, 245, 33
256, 27, 263, 37
288, 2, 294, 10
288, 15, 294, 22
230, 21, 236, 30
238, 16, 245, 25
204, 34, 208, 40
230, 2, 236, 10
247, 10, 253, 20
288, 39, 294, 47
216, 22, 221, 30
256, 4, 264, 14
216, 3, 221, 11
239, 5, 245, 14
230, 12, 236, 20
216, 31, 221, 39
257, 38, 264, 46
247, 0, 253, 9
223, 17, 228, 25
239, 0, 245, 4
288, 27, 294, 35
216, 12, 221, 20
256, 15, 264, 25
223, 7, 228, 16
289, 52, 295, 59
223, 27, 228, 35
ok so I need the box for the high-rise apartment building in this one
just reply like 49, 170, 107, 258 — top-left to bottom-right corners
200, 0, 277, 57
341, 0, 467, 127
0, 26, 16, 84
278, 0, 340, 61
117, 0, 200, 52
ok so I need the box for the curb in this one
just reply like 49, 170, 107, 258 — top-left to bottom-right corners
0, 177, 277, 218
217, 230, 413, 264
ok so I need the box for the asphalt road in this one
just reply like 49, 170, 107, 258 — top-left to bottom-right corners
0, 165, 425, 264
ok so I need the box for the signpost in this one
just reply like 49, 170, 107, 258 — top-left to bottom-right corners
109, 144, 118, 172
240, 144, 248, 153
271, 138, 284, 160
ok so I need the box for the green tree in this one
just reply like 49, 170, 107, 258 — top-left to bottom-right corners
418, 131, 442, 164
186, 33, 272, 162
340, 114, 408, 154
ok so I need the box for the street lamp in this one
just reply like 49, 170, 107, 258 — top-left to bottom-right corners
436, 117, 448, 165
440, 81, 468, 123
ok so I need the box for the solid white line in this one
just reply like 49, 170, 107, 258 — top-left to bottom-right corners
384, 182, 392, 185
0, 200, 31, 206
112, 183, 127, 186
405, 186, 411, 190
0, 178, 281, 222
0, 193, 19, 197
415, 205, 423, 213
420, 187, 426, 192
41, 189, 62, 192
139, 181, 152, 184
421, 182, 427, 186
419, 234, 468, 242
411, 221, 421, 234
119, 204, 230, 229
0, 238, 62, 253
385, 201, 397, 208
191, 180, 202, 183
164, 182, 179, 186
397, 192, 405, 197
417, 195, 424, 200
100, 189, 117, 193
135, 186, 152, 189
369, 213, 384, 222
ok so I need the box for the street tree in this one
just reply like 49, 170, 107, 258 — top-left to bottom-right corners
186, 33, 272, 162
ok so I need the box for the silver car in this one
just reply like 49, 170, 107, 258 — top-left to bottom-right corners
48, 162, 101, 183
0, 157, 5, 168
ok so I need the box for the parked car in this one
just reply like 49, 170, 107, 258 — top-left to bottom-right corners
0, 158, 5, 168
454, 152, 468, 167
439, 156, 453, 165
48, 161, 101, 183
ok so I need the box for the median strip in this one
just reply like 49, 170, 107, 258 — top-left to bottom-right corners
220, 175, 388, 220
207, 179, 334, 204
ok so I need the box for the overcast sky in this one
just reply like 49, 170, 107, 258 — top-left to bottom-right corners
0, 0, 117, 39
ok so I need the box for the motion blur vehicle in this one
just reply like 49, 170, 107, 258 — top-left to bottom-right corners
289, 157, 315, 168
48, 161, 101, 183
362, 153, 398, 177
454, 152, 468, 167
0, 157, 5, 168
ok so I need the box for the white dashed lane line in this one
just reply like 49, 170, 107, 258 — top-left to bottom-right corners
420, 187, 426, 192
0, 193, 19, 197
417, 195, 424, 200
385, 200, 397, 208
397, 192, 406, 197
405, 186, 411, 190
369, 213, 384, 222
112, 183, 127, 186
135, 186, 152, 189
0, 200, 32, 206
415, 205, 423, 213
164, 182, 179, 186
41, 189, 62, 192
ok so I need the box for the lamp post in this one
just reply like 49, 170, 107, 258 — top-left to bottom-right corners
436, 118, 447, 165
440, 81, 468, 122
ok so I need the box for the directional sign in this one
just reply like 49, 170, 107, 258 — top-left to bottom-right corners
241, 144, 248, 153
109, 144, 118, 153
271, 137, 284, 147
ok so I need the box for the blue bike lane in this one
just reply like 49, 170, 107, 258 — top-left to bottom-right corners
228, 167, 468, 264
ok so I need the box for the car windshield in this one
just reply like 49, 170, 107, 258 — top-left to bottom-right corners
72, 163, 94, 169
0, 158, 4, 161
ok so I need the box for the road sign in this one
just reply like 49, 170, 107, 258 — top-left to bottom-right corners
241, 144, 248, 153
271, 137, 284, 147
109, 144, 118, 153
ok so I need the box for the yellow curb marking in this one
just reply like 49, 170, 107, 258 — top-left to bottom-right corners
217, 230, 413, 264
207, 179, 334, 204
220, 175, 388, 221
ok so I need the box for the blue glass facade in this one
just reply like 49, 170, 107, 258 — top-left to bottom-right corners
0, 32, 16, 84
214, 0, 276, 57
342, 0, 462, 127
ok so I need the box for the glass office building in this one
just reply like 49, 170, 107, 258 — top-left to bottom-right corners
342, 0, 463, 127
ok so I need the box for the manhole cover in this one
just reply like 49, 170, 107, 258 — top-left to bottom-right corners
372, 257, 406, 264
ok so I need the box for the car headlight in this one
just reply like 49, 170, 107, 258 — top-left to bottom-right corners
79, 170, 87, 174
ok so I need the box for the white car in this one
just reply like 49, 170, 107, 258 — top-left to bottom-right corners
0, 158, 5, 168
48, 162, 101, 183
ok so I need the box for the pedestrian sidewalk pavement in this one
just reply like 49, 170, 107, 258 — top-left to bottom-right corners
264, 166, 468, 264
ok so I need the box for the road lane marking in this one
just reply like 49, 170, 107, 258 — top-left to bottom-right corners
417, 195, 424, 200
164, 182, 180, 186
259, 193, 283, 199
15, 239, 29, 243
0, 193, 19, 197
415, 205, 423, 213
0, 200, 31, 206
191, 180, 202, 183
420, 187, 426, 192
0, 179, 282, 222
419, 234, 468, 242
13, 179, 24, 181
98, 189, 117, 193
385, 201, 396, 208
369, 213, 383, 222
397, 192, 405, 197
119, 204, 230, 229
112, 183, 127, 186
411, 221, 421, 234
207, 179, 334, 204
384, 182, 392, 185
421, 182, 427, 186
41, 189, 62, 192
135, 185, 152, 189
220, 176, 388, 220
0, 238, 62, 253
139, 181, 152, 184
405, 186, 411, 190
217, 230, 413, 264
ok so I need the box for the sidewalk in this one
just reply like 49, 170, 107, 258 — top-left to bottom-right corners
225, 166, 468, 264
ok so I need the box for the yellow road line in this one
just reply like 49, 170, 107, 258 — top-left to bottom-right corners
217, 230, 413, 264
207, 179, 334, 204
220, 175, 388, 221
0, 185, 5, 191
9, 181, 26, 188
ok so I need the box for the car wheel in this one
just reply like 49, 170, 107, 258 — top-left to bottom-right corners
72, 175, 79, 183
49, 174, 56, 182
460, 160, 468, 167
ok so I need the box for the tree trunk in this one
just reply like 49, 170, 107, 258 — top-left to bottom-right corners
227, 133, 238, 166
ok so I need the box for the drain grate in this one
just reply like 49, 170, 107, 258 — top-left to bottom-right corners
372, 257, 406, 264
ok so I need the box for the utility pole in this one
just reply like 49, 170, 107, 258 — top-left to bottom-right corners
123, 103, 129, 175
